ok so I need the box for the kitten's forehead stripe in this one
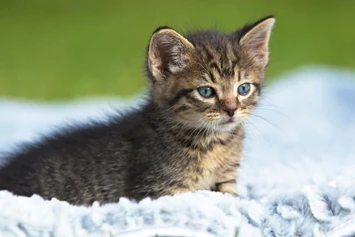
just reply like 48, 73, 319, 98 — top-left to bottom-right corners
231, 60, 238, 71
207, 71, 216, 83
192, 39, 239, 81
202, 45, 215, 63
210, 62, 222, 76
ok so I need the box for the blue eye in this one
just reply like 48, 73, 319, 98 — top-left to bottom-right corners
237, 83, 251, 96
197, 86, 215, 98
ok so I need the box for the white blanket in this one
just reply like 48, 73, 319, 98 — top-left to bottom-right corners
1, 67, 355, 237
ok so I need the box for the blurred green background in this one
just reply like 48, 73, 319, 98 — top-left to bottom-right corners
0, 0, 354, 100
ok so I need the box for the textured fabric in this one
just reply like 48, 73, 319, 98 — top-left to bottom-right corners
0, 67, 355, 237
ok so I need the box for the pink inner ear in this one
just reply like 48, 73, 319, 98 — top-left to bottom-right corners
254, 52, 266, 60
240, 18, 274, 65
241, 27, 273, 66
149, 35, 175, 77
246, 30, 269, 52
252, 40, 266, 52
244, 37, 268, 65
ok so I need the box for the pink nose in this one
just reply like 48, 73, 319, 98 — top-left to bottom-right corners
221, 98, 237, 117
223, 107, 237, 117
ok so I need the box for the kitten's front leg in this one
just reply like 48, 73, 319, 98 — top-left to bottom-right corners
215, 179, 238, 197
215, 160, 240, 197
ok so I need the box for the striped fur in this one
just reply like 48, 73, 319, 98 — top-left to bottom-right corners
146, 16, 275, 197
0, 16, 275, 205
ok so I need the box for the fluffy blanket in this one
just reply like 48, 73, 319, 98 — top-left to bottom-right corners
1, 67, 355, 237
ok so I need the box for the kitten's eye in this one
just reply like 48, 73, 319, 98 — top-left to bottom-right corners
237, 83, 251, 96
197, 86, 215, 98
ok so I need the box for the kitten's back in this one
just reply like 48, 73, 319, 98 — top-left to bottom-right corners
0, 108, 148, 204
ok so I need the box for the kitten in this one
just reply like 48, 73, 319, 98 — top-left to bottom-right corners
0, 16, 275, 205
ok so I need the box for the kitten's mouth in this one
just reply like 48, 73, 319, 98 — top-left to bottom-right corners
215, 117, 240, 132
220, 117, 238, 125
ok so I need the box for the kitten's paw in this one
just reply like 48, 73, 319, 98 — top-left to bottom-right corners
228, 192, 239, 198
216, 181, 237, 195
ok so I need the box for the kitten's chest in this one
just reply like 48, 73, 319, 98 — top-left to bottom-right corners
183, 138, 242, 191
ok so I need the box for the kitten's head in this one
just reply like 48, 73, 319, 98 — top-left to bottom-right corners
145, 16, 275, 133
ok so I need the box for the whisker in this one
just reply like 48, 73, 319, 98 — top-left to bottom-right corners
244, 119, 272, 147
249, 113, 281, 130
257, 96, 284, 110
181, 117, 207, 149
254, 105, 287, 116
241, 120, 252, 137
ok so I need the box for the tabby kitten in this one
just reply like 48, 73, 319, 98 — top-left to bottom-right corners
0, 16, 275, 205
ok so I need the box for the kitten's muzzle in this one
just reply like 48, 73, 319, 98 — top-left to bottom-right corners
223, 107, 237, 117
219, 98, 237, 117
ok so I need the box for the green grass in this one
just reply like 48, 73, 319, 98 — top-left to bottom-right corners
0, 0, 354, 99
235, 227, 239, 237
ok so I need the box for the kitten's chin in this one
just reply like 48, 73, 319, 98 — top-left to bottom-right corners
217, 121, 241, 132
211, 117, 242, 133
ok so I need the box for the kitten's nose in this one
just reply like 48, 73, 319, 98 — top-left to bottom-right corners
223, 107, 237, 117
221, 98, 237, 117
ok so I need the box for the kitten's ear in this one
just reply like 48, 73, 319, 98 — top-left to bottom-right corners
148, 27, 194, 81
239, 16, 275, 67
